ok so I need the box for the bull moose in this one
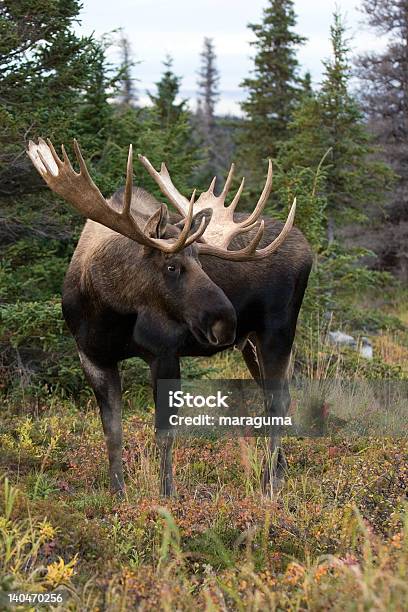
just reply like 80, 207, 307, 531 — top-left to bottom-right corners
27, 138, 312, 497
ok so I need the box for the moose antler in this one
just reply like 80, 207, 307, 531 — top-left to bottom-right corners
138, 156, 296, 261
27, 138, 207, 253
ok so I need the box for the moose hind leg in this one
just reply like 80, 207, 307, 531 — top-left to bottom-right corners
256, 331, 293, 496
79, 352, 125, 495
150, 356, 181, 497
241, 334, 262, 385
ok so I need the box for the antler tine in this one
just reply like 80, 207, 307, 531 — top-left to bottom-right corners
234, 220, 265, 256
160, 161, 170, 178
61, 144, 75, 173
36, 148, 53, 176
242, 220, 265, 254
123, 144, 133, 217
155, 189, 209, 253
168, 189, 196, 252
239, 159, 273, 228
220, 163, 235, 200
228, 176, 245, 213
233, 218, 262, 237
138, 154, 190, 216
46, 139, 63, 169
184, 216, 207, 248
206, 176, 217, 195
33, 137, 58, 177
254, 198, 296, 257
73, 138, 94, 182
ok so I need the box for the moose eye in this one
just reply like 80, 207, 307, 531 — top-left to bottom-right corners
167, 264, 177, 273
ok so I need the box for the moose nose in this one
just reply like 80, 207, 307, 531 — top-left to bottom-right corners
208, 317, 236, 346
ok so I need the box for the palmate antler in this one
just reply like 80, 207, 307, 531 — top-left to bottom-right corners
27, 138, 295, 261
139, 156, 296, 261
27, 138, 206, 253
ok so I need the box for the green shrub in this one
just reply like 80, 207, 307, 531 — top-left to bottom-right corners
0, 300, 85, 398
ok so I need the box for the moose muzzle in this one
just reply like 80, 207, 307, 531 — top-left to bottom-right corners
208, 317, 236, 346
190, 295, 237, 347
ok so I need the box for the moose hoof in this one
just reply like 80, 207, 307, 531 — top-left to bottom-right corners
261, 472, 285, 498
262, 483, 284, 499
111, 486, 126, 500
160, 483, 175, 498
160, 474, 175, 497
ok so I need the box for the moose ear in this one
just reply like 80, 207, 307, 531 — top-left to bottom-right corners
144, 204, 169, 238
175, 208, 213, 239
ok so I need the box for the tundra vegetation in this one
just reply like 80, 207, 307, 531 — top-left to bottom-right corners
0, 0, 407, 610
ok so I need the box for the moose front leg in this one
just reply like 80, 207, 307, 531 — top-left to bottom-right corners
150, 356, 181, 497
257, 332, 293, 497
79, 352, 125, 495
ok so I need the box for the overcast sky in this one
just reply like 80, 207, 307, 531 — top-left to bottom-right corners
77, 0, 384, 114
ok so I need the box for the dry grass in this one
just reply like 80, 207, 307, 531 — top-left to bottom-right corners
373, 334, 408, 373
1, 296, 407, 610
0, 411, 407, 610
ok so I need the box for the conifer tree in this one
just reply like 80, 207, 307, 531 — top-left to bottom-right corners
197, 38, 219, 136
0, 0, 99, 198
100, 54, 197, 201
148, 56, 187, 127
0, 0, 115, 392
239, 0, 305, 186
302, 71, 313, 97
196, 37, 220, 182
117, 30, 137, 109
76, 42, 116, 156
279, 12, 392, 241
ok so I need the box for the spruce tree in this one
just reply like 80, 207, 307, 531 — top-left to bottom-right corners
100, 54, 197, 202
0, 0, 112, 394
148, 56, 187, 127
239, 0, 305, 187
117, 30, 137, 109
279, 12, 392, 241
0, 0, 99, 198
76, 42, 117, 158
196, 37, 220, 183
197, 38, 219, 124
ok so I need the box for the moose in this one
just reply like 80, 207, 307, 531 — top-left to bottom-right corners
28, 138, 313, 497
